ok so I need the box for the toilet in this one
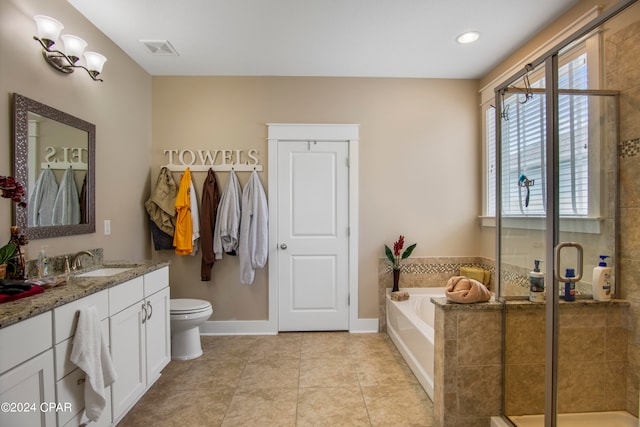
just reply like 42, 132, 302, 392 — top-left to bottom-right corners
169, 299, 213, 360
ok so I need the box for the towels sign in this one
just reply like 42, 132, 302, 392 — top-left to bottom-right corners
41, 146, 89, 170
162, 149, 262, 172
44, 146, 88, 164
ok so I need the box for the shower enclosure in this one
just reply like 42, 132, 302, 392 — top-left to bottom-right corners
494, 1, 638, 425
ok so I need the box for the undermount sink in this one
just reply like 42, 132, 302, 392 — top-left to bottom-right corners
75, 267, 133, 277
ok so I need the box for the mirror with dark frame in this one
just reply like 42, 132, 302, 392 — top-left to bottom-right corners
12, 93, 95, 239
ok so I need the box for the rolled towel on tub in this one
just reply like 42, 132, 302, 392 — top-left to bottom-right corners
390, 291, 410, 301
446, 276, 491, 303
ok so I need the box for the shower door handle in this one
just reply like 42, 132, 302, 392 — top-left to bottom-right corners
554, 242, 583, 282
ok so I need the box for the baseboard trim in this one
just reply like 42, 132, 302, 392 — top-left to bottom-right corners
199, 318, 379, 335
349, 318, 379, 333
199, 320, 277, 335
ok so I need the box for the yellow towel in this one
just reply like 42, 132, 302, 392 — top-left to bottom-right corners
460, 266, 490, 285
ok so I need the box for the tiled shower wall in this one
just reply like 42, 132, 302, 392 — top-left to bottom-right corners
607, 18, 640, 417
504, 302, 630, 415
433, 300, 630, 427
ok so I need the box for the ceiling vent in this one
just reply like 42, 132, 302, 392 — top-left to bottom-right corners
140, 40, 178, 56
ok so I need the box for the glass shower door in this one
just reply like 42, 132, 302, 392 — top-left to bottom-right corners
498, 34, 619, 425
553, 35, 619, 419
497, 60, 550, 419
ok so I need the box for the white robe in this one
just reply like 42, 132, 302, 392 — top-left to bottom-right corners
29, 168, 58, 226
213, 170, 242, 259
52, 168, 81, 225
239, 171, 268, 285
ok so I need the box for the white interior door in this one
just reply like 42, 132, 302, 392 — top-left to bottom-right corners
277, 140, 349, 331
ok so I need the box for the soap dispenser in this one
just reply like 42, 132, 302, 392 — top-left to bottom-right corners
592, 255, 612, 301
529, 259, 545, 302
37, 248, 49, 278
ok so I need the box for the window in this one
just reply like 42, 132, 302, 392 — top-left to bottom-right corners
485, 53, 589, 218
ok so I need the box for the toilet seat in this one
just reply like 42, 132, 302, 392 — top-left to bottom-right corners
170, 298, 212, 315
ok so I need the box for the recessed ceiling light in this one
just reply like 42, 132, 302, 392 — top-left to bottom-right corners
456, 31, 480, 45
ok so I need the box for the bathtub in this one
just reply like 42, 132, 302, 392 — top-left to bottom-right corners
491, 411, 638, 427
385, 287, 446, 401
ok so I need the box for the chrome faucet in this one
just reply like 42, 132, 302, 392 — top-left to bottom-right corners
71, 250, 94, 271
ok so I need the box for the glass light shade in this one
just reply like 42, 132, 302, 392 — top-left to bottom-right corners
456, 31, 480, 44
60, 34, 87, 62
84, 51, 107, 74
34, 15, 64, 44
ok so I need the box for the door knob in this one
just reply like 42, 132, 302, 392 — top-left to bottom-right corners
280, 243, 288, 250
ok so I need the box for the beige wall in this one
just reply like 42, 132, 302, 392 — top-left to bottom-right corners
0, 0, 152, 260
479, 0, 618, 90
2, 0, 484, 326
151, 76, 482, 321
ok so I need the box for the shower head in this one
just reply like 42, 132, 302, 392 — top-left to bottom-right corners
518, 174, 532, 207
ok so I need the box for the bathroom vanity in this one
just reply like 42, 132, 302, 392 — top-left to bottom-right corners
0, 261, 170, 427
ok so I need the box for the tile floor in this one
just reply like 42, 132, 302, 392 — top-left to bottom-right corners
118, 332, 434, 426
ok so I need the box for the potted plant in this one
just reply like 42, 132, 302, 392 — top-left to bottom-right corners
0, 242, 17, 280
385, 235, 416, 292
0, 176, 27, 280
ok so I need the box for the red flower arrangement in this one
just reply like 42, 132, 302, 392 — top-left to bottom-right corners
0, 176, 27, 279
384, 235, 416, 270
0, 176, 27, 208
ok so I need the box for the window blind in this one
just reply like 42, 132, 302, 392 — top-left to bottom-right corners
486, 53, 589, 217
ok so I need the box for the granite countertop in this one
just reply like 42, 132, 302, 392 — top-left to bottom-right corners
432, 296, 503, 311
499, 297, 630, 309
0, 260, 169, 329
432, 295, 630, 311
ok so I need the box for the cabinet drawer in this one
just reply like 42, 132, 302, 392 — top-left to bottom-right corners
0, 349, 56, 427
109, 276, 144, 315
53, 290, 109, 344
55, 368, 85, 426
144, 266, 169, 296
56, 368, 112, 427
62, 389, 111, 427
54, 319, 109, 381
0, 312, 52, 374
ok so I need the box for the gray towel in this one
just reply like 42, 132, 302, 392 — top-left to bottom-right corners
239, 170, 268, 285
29, 168, 58, 226
52, 168, 81, 225
214, 170, 242, 259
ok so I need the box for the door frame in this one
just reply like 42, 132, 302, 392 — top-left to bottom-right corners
267, 123, 363, 333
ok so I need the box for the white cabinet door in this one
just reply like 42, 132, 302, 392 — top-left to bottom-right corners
145, 287, 170, 384
110, 302, 146, 421
0, 349, 55, 427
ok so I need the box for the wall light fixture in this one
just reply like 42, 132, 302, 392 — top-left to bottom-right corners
33, 15, 107, 82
